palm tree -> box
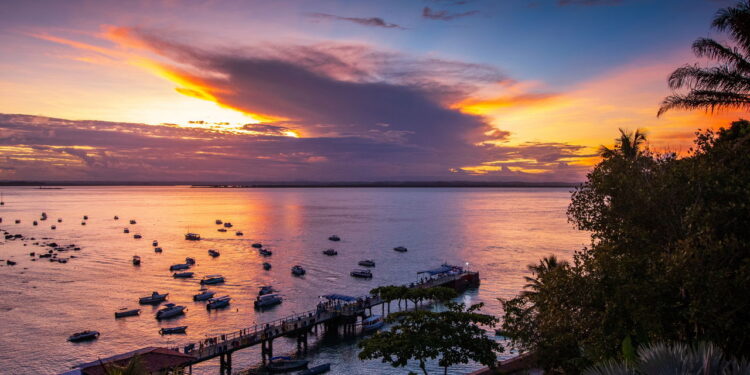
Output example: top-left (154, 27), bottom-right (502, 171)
top-left (102, 355), bottom-right (148, 375)
top-left (659, 0), bottom-right (750, 116)
top-left (598, 129), bottom-right (647, 160)
top-left (521, 255), bottom-right (566, 298)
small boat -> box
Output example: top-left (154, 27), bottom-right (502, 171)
top-left (358, 259), bottom-right (375, 267)
top-left (350, 269), bottom-right (373, 278)
top-left (154, 247), bottom-right (163, 253)
top-left (81, 221), bottom-right (86, 225)
top-left (173, 271), bottom-right (194, 278)
top-left (258, 285), bottom-right (274, 296)
top-left (223, 222), bottom-right (233, 228)
top-left (123, 228), bottom-right (130, 233)
top-left (160, 326), bottom-right (187, 335)
top-left (268, 357), bottom-right (309, 373)
top-left (139, 292), bottom-right (168, 304)
top-left (185, 233), bottom-right (201, 241)
top-left (169, 263), bottom-right (190, 271)
top-left (67, 330), bottom-right (100, 342)
top-left (252, 243), bottom-right (263, 248)
top-left (218, 228), bottom-right (227, 232)
top-left (156, 303), bottom-right (186, 320)
top-left (51, 225), bottom-right (56, 230)
top-left (193, 290), bottom-right (215, 301)
top-left (328, 235), bottom-right (340, 241)
top-left (57, 218), bottom-right (62, 223)
top-left (215, 219), bottom-right (222, 225)
top-left (362, 315), bottom-right (385, 332)
top-left (129, 220), bottom-right (136, 224)
top-left (83, 215), bottom-right (88, 220)
top-left (255, 293), bottom-right (282, 308)
top-left (291, 265), bottom-right (306, 276)
top-left (114, 216), bottom-right (119, 220)
top-left (236, 231), bottom-right (244, 236)
top-left (263, 262), bottom-right (272, 270)
top-left (208, 249), bottom-right (220, 257)
top-left (14, 219), bottom-right (20, 224)
top-left (200, 275), bottom-right (225, 285)
top-left (132, 255), bottom-right (141, 266)
top-left (393, 246), bottom-right (408, 253)
top-left (322, 248), bottom-right (337, 256)
top-left (33, 221), bottom-right (38, 226)
top-left (259, 249), bottom-right (273, 256)
top-left (207, 295), bottom-right (231, 310)
top-left (114, 308), bottom-right (141, 318)
top-left (152, 240), bottom-right (158, 246)
top-left (185, 257), bottom-right (195, 265)
top-left (298, 363), bottom-right (332, 375)
top-left (133, 234), bottom-right (142, 239)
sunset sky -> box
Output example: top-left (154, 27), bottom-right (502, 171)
top-left (0, 0), bottom-right (744, 182)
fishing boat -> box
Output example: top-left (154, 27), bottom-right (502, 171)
top-left (350, 269), bottom-right (373, 278)
top-left (184, 232), bottom-right (201, 241)
top-left (218, 228), bottom-right (227, 232)
top-left (393, 246), bottom-right (408, 253)
top-left (124, 228), bottom-right (130, 233)
top-left (267, 357), bottom-right (309, 373)
top-left (262, 262), bottom-right (272, 270)
top-left (152, 240), bottom-right (158, 246)
top-left (362, 315), bottom-right (384, 332)
top-left (328, 235), bottom-right (340, 241)
top-left (322, 248), bottom-right (337, 256)
top-left (252, 243), bottom-right (263, 248)
top-left (154, 247), bottom-right (163, 253)
top-left (133, 234), bottom-right (142, 239)
top-left (114, 308), bottom-right (141, 318)
top-left (291, 265), bottom-right (306, 276)
top-left (193, 290), bottom-right (215, 301)
top-left (258, 285), bottom-right (274, 296)
top-left (173, 271), bottom-right (194, 278)
top-left (207, 295), bottom-right (231, 310)
top-left (67, 330), bottom-right (100, 342)
top-left (215, 219), bottom-right (222, 225)
top-left (132, 255), bottom-right (141, 266)
top-left (298, 363), bottom-right (331, 375)
top-left (200, 275), bottom-right (225, 285)
top-left (139, 292), bottom-right (168, 304)
top-left (358, 259), bottom-right (375, 267)
top-left (259, 248), bottom-right (273, 256)
top-left (159, 326), bottom-right (187, 335)
top-left (223, 222), bottom-right (233, 228)
top-left (156, 303), bottom-right (186, 320)
top-left (185, 257), bottom-right (195, 265)
top-left (208, 249), bottom-right (220, 257)
top-left (235, 231), bottom-right (244, 236)
top-left (254, 293), bottom-right (282, 308)
top-left (169, 263), bottom-right (190, 271)
top-left (129, 220), bottom-right (136, 224)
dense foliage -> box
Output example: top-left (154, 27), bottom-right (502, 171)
top-left (500, 122), bottom-right (750, 373)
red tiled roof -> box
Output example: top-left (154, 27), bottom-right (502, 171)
top-left (78, 347), bottom-right (195, 375)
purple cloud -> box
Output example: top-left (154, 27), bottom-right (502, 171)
top-left (307, 13), bottom-right (404, 29)
top-left (422, 7), bottom-right (479, 21)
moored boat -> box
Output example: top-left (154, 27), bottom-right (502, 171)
top-left (322, 248), bottom-right (337, 256)
top-left (155, 303), bottom-right (186, 320)
top-left (218, 228), bottom-right (227, 232)
top-left (207, 295), bottom-right (231, 310)
top-left (193, 290), bottom-right (215, 301)
top-left (252, 243), bottom-right (263, 248)
top-left (236, 231), bottom-right (244, 236)
top-left (185, 257), bottom-right (195, 265)
top-left (393, 246), bottom-right (408, 252)
top-left (129, 219), bottom-right (136, 224)
top-left (154, 247), bottom-right (163, 253)
top-left (328, 235), bottom-right (340, 241)
top-left (259, 248), bottom-right (273, 256)
top-left (200, 274), bottom-right (225, 285)
top-left (223, 222), bottom-right (233, 228)
top-left (132, 255), bottom-right (141, 266)
top-left (298, 363), bottom-right (332, 375)
top-left (139, 291), bottom-right (168, 304)
top-left (358, 259), bottom-right (375, 267)
top-left (215, 219), bottom-right (222, 225)
top-left (259, 285), bottom-right (274, 296)
top-left (114, 216), bottom-right (119, 220)
top-left (263, 262), bottom-right (272, 270)
top-left (67, 330), bottom-right (100, 342)
top-left (114, 308), bottom-right (141, 318)
top-left (133, 234), bottom-right (142, 239)
top-left (362, 315), bottom-right (384, 332)
top-left (267, 357), bottom-right (309, 373)
top-left (173, 271), bottom-right (194, 278)
top-left (169, 263), bottom-right (190, 271)
top-left (350, 269), bottom-right (373, 278)
top-left (160, 326), bottom-right (187, 335)
top-left (254, 293), bottom-right (282, 308)
top-left (184, 232), bottom-right (201, 241)
top-left (291, 265), bottom-right (306, 276)
top-left (123, 228), bottom-right (130, 233)
top-left (208, 249), bottom-right (220, 257)
top-left (152, 240), bottom-right (158, 246)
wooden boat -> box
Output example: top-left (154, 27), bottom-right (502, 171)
top-left (114, 308), bottom-right (140, 318)
top-left (193, 290), bottom-right (215, 301)
top-left (252, 243), bottom-right (263, 248)
top-left (322, 248), bottom-right (337, 256)
top-left (254, 293), bottom-right (282, 308)
top-left (358, 259), bottom-right (375, 267)
top-left (68, 330), bottom-right (99, 342)
top-left (156, 303), bottom-right (186, 320)
top-left (362, 315), bottom-right (384, 332)
top-left (160, 326), bottom-right (187, 335)
top-left (139, 292), bottom-right (168, 304)
top-left (298, 363), bottom-right (331, 375)
top-left (208, 249), bottom-right (220, 257)
top-left (350, 269), bottom-right (373, 278)
top-left (200, 275), bottom-right (225, 285)
top-left (267, 357), bottom-right (308, 373)
top-left (173, 271), bottom-right (194, 278)
top-left (393, 246), bottom-right (408, 253)
top-left (184, 232), bottom-right (201, 241)
top-left (207, 295), bottom-right (231, 310)
top-left (132, 255), bottom-right (141, 266)
top-left (328, 235), bottom-right (340, 241)
top-left (263, 262), bottom-right (272, 270)
top-left (291, 265), bottom-right (306, 276)
top-left (169, 263), bottom-right (190, 271)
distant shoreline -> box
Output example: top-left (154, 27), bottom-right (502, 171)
top-left (0, 181), bottom-right (578, 188)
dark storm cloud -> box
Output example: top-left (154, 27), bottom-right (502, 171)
top-left (422, 7), bottom-right (479, 21)
top-left (307, 12), bottom-right (404, 29)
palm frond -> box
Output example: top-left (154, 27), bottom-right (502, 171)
top-left (658, 90), bottom-right (750, 116)
top-left (692, 38), bottom-right (750, 72)
top-left (667, 64), bottom-right (750, 92)
top-left (712, 1), bottom-right (750, 53)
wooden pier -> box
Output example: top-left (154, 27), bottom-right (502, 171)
top-left (170, 267), bottom-right (479, 374)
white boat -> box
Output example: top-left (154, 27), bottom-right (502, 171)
top-left (114, 308), bottom-right (140, 318)
top-left (208, 249), bottom-right (220, 257)
top-left (322, 248), bottom-right (338, 256)
top-left (169, 263), bottom-right (190, 271)
top-left (393, 246), bottom-right (408, 253)
top-left (358, 259), bottom-right (375, 267)
top-left (184, 232), bottom-right (201, 241)
top-left (68, 330), bottom-right (99, 342)
top-left (362, 315), bottom-right (384, 332)
top-left (254, 293), bottom-right (282, 308)
top-left (200, 275), bottom-right (225, 285)
top-left (350, 269), bottom-right (373, 278)
top-left (193, 290), bottom-right (215, 301)
top-left (207, 295), bottom-right (231, 310)
top-left (173, 271), bottom-right (194, 278)
top-left (139, 292), bottom-right (168, 304)
top-left (156, 303), bottom-right (186, 320)
top-left (291, 265), bottom-right (306, 276)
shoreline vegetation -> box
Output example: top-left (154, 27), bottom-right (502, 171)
top-left (0, 181), bottom-right (578, 188)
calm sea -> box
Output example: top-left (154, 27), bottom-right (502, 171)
top-left (0, 186), bottom-right (588, 375)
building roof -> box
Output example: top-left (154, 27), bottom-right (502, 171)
top-left (72, 347), bottom-right (195, 375)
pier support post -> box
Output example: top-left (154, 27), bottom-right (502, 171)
top-left (219, 354), bottom-right (225, 375)
top-left (226, 352), bottom-right (232, 374)
top-left (261, 340), bottom-right (267, 365)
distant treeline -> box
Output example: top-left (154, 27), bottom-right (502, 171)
top-left (0, 181), bottom-right (577, 188)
